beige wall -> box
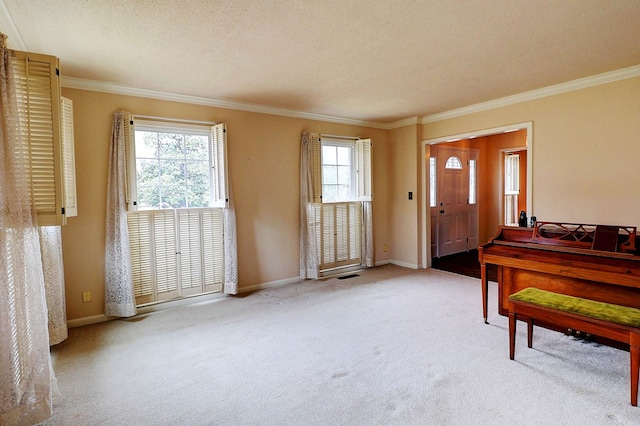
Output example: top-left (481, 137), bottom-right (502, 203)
top-left (423, 77), bottom-right (640, 230)
top-left (388, 124), bottom-right (420, 267)
top-left (60, 88), bottom-right (390, 320)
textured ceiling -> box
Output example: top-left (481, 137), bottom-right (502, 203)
top-left (2, 0), bottom-right (640, 124)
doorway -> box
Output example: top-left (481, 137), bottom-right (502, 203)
top-left (421, 122), bottom-right (533, 268)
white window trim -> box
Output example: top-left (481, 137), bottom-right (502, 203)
top-left (125, 120), bottom-right (229, 211)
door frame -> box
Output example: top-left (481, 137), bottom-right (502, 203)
top-left (420, 121), bottom-right (533, 268)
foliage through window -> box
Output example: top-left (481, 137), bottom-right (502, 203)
top-left (134, 128), bottom-right (213, 209)
top-left (321, 143), bottom-right (354, 202)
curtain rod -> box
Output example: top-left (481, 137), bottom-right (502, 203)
top-left (133, 114), bottom-right (218, 126)
top-left (320, 133), bottom-right (360, 141)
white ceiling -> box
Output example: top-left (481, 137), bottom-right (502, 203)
top-left (2, 0), bottom-right (639, 125)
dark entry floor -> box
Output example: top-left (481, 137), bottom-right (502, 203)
top-left (431, 249), bottom-right (498, 282)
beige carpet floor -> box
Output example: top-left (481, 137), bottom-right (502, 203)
top-left (41, 265), bottom-right (636, 425)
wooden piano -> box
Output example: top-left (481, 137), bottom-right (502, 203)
top-left (479, 221), bottom-right (640, 333)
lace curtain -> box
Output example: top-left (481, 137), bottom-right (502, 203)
top-left (0, 34), bottom-right (54, 425)
top-left (299, 132), bottom-right (319, 279)
top-left (362, 201), bottom-right (373, 267)
top-left (39, 226), bottom-right (68, 345)
top-left (104, 111), bottom-right (136, 317)
top-left (223, 175), bottom-right (238, 294)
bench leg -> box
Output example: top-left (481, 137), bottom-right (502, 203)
top-left (527, 318), bottom-right (533, 348)
top-left (631, 333), bottom-right (640, 407)
top-left (509, 312), bottom-right (516, 360)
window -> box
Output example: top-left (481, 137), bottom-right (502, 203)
top-left (126, 120), bottom-right (228, 305)
top-left (469, 159), bottom-right (477, 205)
top-left (445, 156), bottom-right (462, 169)
top-left (504, 154), bottom-right (520, 226)
top-left (429, 157), bottom-right (436, 207)
top-left (314, 136), bottom-right (372, 203)
top-left (321, 143), bottom-right (354, 202)
top-left (309, 134), bottom-right (372, 272)
top-left (134, 128), bottom-right (213, 209)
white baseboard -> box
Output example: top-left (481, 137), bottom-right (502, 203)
top-left (67, 314), bottom-right (110, 328)
top-left (239, 276), bottom-right (302, 294)
top-left (387, 260), bottom-right (420, 269)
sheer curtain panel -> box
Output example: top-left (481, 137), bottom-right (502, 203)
top-left (223, 183), bottom-right (238, 294)
top-left (39, 226), bottom-right (68, 345)
top-left (362, 201), bottom-right (373, 267)
top-left (0, 33), bottom-right (54, 425)
top-left (299, 132), bottom-right (319, 279)
top-left (105, 111), bottom-right (137, 317)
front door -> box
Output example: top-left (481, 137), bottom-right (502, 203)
top-left (438, 148), bottom-right (468, 256)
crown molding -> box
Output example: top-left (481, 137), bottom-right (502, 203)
top-left (0, 1), bottom-right (26, 50)
top-left (422, 64), bottom-right (640, 123)
top-left (61, 76), bottom-right (392, 130)
top-left (387, 116), bottom-right (419, 129)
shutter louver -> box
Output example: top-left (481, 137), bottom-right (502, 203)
top-left (311, 133), bottom-right (322, 203)
top-left (178, 209), bottom-right (203, 295)
top-left (12, 51), bottom-right (63, 225)
top-left (211, 123), bottom-right (229, 208)
top-left (61, 96), bottom-right (77, 217)
top-left (335, 203), bottom-right (348, 262)
top-left (127, 211), bottom-right (154, 305)
top-left (322, 204), bottom-right (335, 267)
top-left (356, 138), bottom-right (372, 201)
top-left (153, 210), bottom-right (179, 298)
top-left (349, 202), bottom-right (361, 261)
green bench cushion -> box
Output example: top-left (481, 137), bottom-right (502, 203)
top-left (509, 287), bottom-right (640, 328)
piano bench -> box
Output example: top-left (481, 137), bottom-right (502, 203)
top-left (508, 287), bottom-right (640, 406)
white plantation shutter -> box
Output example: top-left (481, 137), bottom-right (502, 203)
top-left (335, 203), bottom-right (348, 262)
top-left (356, 138), bottom-right (372, 201)
top-left (127, 208), bottom-right (223, 304)
top-left (127, 211), bottom-right (154, 305)
top-left (12, 50), bottom-right (64, 225)
top-left (321, 204), bottom-right (335, 267)
top-left (60, 96), bottom-right (77, 217)
top-left (211, 123), bottom-right (229, 208)
top-left (349, 202), bottom-right (361, 261)
top-left (152, 210), bottom-right (179, 299)
top-left (311, 133), bottom-right (322, 203)
top-left (178, 209), bottom-right (203, 296)
top-left (316, 202), bottom-right (361, 271)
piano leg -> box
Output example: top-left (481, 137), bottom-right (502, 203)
top-left (481, 263), bottom-right (489, 324)
top-left (631, 332), bottom-right (640, 407)
top-left (509, 312), bottom-right (516, 360)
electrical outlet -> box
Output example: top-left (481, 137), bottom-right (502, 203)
top-left (82, 290), bottom-right (92, 303)
top-left (383, 244), bottom-right (388, 252)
